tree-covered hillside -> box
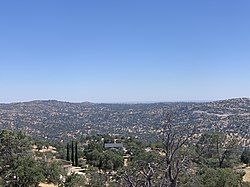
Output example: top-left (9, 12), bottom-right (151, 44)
top-left (0, 98), bottom-right (249, 142)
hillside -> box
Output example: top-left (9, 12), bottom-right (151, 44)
top-left (0, 98), bottom-right (249, 142)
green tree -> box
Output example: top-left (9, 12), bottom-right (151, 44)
top-left (41, 161), bottom-right (65, 185)
top-left (75, 142), bottom-right (78, 167)
top-left (102, 150), bottom-right (123, 170)
top-left (195, 133), bottom-right (240, 168)
top-left (71, 141), bottom-right (75, 166)
top-left (241, 148), bottom-right (250, 165)
top-left (7, 156), bottom-right (44, 187)
top-left (62, 173), bottom-right (85, 187)
top-left (67, 143), bottom-right (70, 161)
top-left (197, 168), bottom-right (245, 187)
top-left (123, 137), bottom-right (144, 156)
top-left (0, 130), bottom-right (31, 166)
top-left (0, 177), bottom-right (3, 186)
top-left (0, 130), bottom-right (42, 186)
top-left (87, 172), bottom-right (106, 187)
top-left (83, 137), bottom-right (123, 171)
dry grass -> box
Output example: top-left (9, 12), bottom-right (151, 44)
top-left (243, 167), bottom-right (250, 182)
top-left (39, 183), bottom-right (57, 187)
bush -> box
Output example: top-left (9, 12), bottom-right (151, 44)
top-left (241, 148), bottom-right (250, 165)
top-left (62, 173), bottom-right (86, 187)
top-left (198, 168), bottom-right (244, 187)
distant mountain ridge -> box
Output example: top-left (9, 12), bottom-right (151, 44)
top-left (0, 98), bottom-right (249, 141)
top-left (2, 97), bottom-right (249, 105)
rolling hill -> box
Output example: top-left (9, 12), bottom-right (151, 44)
top-left (0, 98), bottom-right (249, 142)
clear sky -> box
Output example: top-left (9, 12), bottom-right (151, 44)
top-left (0, 1), bottom-right (249, 103)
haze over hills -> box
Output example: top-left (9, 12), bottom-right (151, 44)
top-left (0, 98), bottom-right (249, 142)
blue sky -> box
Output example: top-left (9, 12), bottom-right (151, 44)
top-left (0, 0), bottom-right (250, 103)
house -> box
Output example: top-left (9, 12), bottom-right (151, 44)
top-left (104, 143), bottom-right (123, 149)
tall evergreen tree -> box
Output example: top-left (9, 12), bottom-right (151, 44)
top-left (71, 141), bottom-right (75, 166)
top-left (75, 141), bottom-right (78, 167)
top-left (66, 143), bottom-right (70, 161)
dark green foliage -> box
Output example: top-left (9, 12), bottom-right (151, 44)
top-left (0, 130), bottom-right (31, 164)
top-left (132, 151), bottom-right (159, 164)
top-left (103, 134), bottom-right (114, 143)
top-left (67, 143), bottom-right (70, 161)
top-left (179, 168), bottom-right (245, 187)
top-left (197, 168), bottom-right (244, 187)
top-left (63, 173), bottom-right (85, 187)
top-left (0, 130), bottom-right (66, 186)
top-left (8, 156), bottom-right (44, 187)
top-left (150, 140), bottom-right (164, 149)
top-left (71, 141), bottom-right (75, 166)
top-left (0, 130), bottom-right (38, 186)
top-left (75, 141), bottom-right (78, 167)
top-left (195, 133), bottom-right (240, 168)
top-left (123, 137), bottom-right (144, 156)
top-left (241, 148), bottom-right (250, 165)
top-left (83, 139), bottom-right (123, 171)
top-left (41, 161), bottom-right (65, 184)
top-left (102, 150), bottom-right (124, 170)
top-left (54, 144), bottom-right (66, 160)
top-left (85, 148), bottom-right (123, 171)
top-left (87, 172), bottom-right (106, 187)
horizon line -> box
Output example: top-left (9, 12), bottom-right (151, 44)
top-left (0, 97), bottom-right (249, 105)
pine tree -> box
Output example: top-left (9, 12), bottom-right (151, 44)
top-left (66, 143), bottom-right (70, 161)
top-left (71, 141), bottom-right (75, 166)
top-left (75, 141), bottom-right (78, 167)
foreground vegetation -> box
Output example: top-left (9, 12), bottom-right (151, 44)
top-left (0, 114), bottom-right (249, 186)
